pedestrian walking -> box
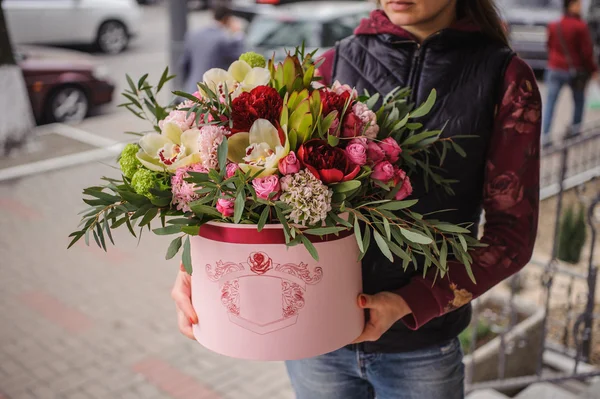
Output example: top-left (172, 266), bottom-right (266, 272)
top-left (542, 0), bottom-right (597, 145)
top-left (178, 4), bottom-right (245, 94)
top-left (172, 1), bottom-right (541, 398)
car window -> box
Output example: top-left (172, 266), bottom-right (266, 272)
top-left (322, 14), bottom-right (366, 47)
top-left (246, 17), bottom-right (318, 48)
top-left (498, 0), bottom-right (561, 7)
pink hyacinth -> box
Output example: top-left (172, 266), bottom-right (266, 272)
top-left (171, 164), bottom-right (209, 212)
top-left (198, 125), bottom-right (227, 170)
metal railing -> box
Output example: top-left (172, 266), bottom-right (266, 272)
top-left (465, 125), bottom-right (600, 393)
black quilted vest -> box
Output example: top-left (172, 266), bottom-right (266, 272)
top-left (334, 31), bottom-right (514, 353)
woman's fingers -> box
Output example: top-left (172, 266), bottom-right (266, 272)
top-left (171, 270), bottom-right (199, 325)
top-left (177, 308), bottom-right (196, 340)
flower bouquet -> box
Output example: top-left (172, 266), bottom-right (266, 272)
top-left (69, 48), bottom-right (481, 360)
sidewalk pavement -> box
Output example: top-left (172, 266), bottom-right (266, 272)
top-left (0, 117), bottom-right (295, 399)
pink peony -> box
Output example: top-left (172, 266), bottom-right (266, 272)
top-left (392, 169), bottom-right (413, 200)
top-left (345, 142), bottom-right (368, 166)
top-left (226, 163), bottom-right (240, 178)
top-left (371, 161), bottom-right (395, 182)
top-left (216, 198), bottom-right (235, 217)
top-left (198, 125), bottom-right (227, 170)
top-left (367, 141), bottom-right (385, 164)
top-left (171, 164), bottom-right (209, 212)
top-left (252, 175), bottom-right (281, 200)
top-left (278, 151), bottom-right (301, 175)
top-left (379, 137), bottom-right (402, 163)
top-left (352, 102), bottom-right (379, 139)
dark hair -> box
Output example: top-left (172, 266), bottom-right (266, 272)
top-left (563, 0), bottom-right (578, 12)
top-left (457, 0), bottom-right (509, 46)
top-left (213, 4), bottom-right (233, 22)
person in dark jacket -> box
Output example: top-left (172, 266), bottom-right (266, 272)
top-left (171, 0), bottom-right (540, 398)
top-left (542, 0), bottom-right (597, 145)
top-left (178, 4), bottom-right (245, 94)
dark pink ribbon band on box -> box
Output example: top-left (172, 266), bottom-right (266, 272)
top-left (198, 223), bottom-right (353, 244)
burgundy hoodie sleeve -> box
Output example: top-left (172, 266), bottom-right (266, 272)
top-left (394, 56), bottom-right (541, 330)
top-left (317, 49), bottom-right (336, 86)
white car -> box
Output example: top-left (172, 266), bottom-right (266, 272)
top-left (3, 0), bottom-right (142, 54)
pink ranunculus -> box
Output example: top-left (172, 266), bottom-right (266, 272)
top-left (392, 169), bottom-right (413, 200)
top-left (367, 141), bottom-right (385, 164)
top-left (371, 161), bottom-right (395, 182)
top-left (278, 151), bottom-right (301, 175)
top-left (379, 137), bottom-right (402, 163)
top-left (352, 102), bottom-right (379, 139)
top-left (345, 142), bottom-right (368, 166)
top-left (349, 137), bottom-right (368, 149)
top-left (216, 198), bottom-right (235, 217)
top-left (226, 163), bottom-right (240, 178)
top-left (252, 175), bottom-right (281, 200)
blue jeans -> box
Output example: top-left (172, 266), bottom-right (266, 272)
top-left (285, 338), bottom-right (465, 399)
top-left (542, 68), bottom-right (586, 141)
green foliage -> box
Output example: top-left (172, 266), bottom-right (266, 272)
top-left (557, 204), bottom-right (587, 264)
top-left (118, 67), bottom-right (176, 131)
top-left (459, 320), bottom-right (493, 354)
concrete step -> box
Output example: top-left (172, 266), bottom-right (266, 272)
top-left (515, 382), bottom-right (578, 399)
top-left (578, 380), bottom-right (600, 399)
top-left (466, 389), bottom-right (510, 399)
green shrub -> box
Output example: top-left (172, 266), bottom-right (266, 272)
top-left (557, 205), bottom-right (587, 264)
top-left (459, 320), bottom-right (493, 353)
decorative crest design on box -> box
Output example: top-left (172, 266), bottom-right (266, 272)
top-left (205, 251), bottom-right (323, 335)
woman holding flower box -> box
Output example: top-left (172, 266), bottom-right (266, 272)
top-left (167, 0), bottom-right (542, 398)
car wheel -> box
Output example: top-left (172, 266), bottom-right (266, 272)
top-left (46, 86), bottom-right (89, 124)
top-left (97, 21), bottom-right (129, 54)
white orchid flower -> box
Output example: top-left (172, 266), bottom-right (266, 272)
top-left (136, 122), bottom-right (201, 173)
top-left (201, 60), bottom-right (271, 99)
top-left (228, 119), bottom-right (289, 177)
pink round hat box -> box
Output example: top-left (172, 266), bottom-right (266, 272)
top-left (190, 222), bottom-right (364, 361)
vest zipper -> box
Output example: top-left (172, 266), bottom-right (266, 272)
top-left (408, 44), bottom-right (421, 103)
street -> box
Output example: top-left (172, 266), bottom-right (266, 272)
top-left (1, 3), bottom-right (600, 399)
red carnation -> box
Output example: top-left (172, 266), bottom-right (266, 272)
top-left (319, 88), bottom-right (351, 118)
top-left (298, 139), bottom-right (360, 184)
top-left (231, 86), bottom-right (283, 133)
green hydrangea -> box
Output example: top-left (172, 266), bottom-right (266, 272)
top-left (131, 169), bottom-right (169, 199)
top-left (119, 143), bottom-right (142, 179)
top-left (239, 52), bottom-right (267, 68)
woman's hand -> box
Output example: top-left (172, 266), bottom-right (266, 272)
top-left (171, 263), bottom-right (198, 340)
top-left (352, 292), bottom-right (412, 343)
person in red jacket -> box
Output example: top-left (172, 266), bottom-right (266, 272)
top-left (542, 0), bottom-right (598, 145)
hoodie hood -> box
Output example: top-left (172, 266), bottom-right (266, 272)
top-left (354, 10), bottom-right (480, 40)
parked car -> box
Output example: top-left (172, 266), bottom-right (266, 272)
top-left (244, 1), bottom-right (375, 61)
top-left (16, 46), bottom-right (115, 124)
top-left (3, 0), bottom-right (142, 54)
top-left (497, 0), bottom-right (600, 71)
